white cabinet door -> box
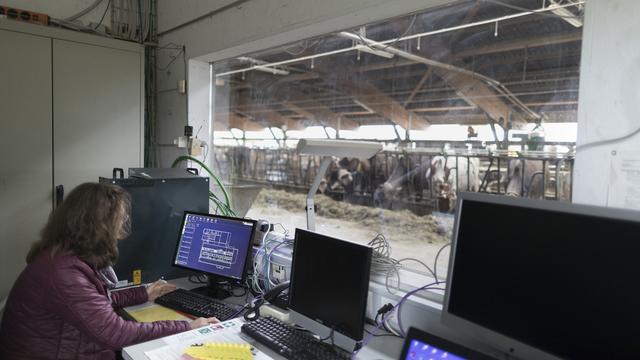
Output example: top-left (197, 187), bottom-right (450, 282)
top-left (52, 39), bottom-right (143, 193)
top-left (0, 30), bottom-right (52, 300)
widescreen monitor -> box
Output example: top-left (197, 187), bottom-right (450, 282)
top-left (288, 229), bottom-right (373, 352)
top-left (173, 211), bottom-right (256, 298)
top-left (443, 192), bottom-right (640, 359)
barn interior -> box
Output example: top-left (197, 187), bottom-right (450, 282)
top-left (1, 0), bottom-right (639, 359)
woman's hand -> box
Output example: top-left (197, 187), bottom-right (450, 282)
top-left (146, 280), bottom-right (176, 302)
top-left (190, 317), bottom-right (220, 329)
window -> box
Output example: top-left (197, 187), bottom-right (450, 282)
top-left (209, 0), bottom-right (583, 291)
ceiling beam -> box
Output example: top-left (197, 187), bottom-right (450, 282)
top-left (454, 31), bottom-right (582, 59)
top-left (281, 92), bottom-right (360, 130)
top-left (403, 67), bottom-right (434, 106)
top-left (353, 109), bottom-right (576, 126)
top-left (213, 112), bottom-right (265, 131)
top-left (334, 75), bottom-right (430, 129)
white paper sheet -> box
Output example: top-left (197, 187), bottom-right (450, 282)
top-left (607, 152), bottom-right (640, 209)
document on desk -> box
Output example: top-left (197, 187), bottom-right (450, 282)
top-left (144, 318), bottom-right (273, 360)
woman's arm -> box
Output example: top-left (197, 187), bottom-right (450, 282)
top-left (51, 264), bottom-right (191, 350)
top-left (110, 280), bottom-right (177, 308)
top-left (109, 286), bottom-right (148, 308)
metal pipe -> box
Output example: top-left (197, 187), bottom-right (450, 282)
top-left (345, 30), bottom-right (541, 121)
top-left (215, 1), bottom-right (583, 81)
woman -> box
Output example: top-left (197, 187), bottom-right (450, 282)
top-left (0, 183), bottom-right (218, 359)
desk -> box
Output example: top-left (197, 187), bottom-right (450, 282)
top-left (123, 319), bottom-right (399, 360)
top-left (121, 278), bottom-right (403, 359)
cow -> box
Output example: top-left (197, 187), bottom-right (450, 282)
top-left (317, 158), bottom-right (354, 194)
top-left (504, 159), bottom-right (544, 199)
top-left (426, 156), bottom-right (480, 211)
top-left (373, 155), bottom-right (430, 209)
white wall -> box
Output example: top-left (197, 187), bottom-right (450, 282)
top-left (1, 0), bottom-right (111, 26)
top-left (156, 0), bottom-right (238, 34)
top-left (573, 0), bottom-right (640, 207)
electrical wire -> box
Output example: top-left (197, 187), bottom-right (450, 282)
top-left (64, 0), bottom-right (105, 21)
top-left (575, 127), bottom-right (640, 152)
top-left (484, 0), bottom-right (583, 20)
top-left (94, 0), bottom-right (112, 29)
top-left (396, 285), bottom-right (446, 338)
top-left (353, 281), bottom-right (444, 356)
top-left (355, 14), bottom-right (418, 53)
top-left (158, 47), bottom-right (185, 71)
top-left (171, 155), bottom-right (234, 216)
top-left (283, 38), bottom-right (324, 56)
top-left (397, 258), bottom-right (436, 279)
top-left (367, 234), bottom-right (438, 295)
top-left (433, 242), bottom-right (451, 283)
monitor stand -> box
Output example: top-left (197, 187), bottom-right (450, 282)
top-left (190, 276), bottom-right (232, 300)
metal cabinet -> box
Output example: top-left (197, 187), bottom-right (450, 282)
top-left (0, 29), bottom-right (53, 301)
top-left (53, 39), bottom-right (143, 194)
top-left (0, 20), bottom-right (144, 300)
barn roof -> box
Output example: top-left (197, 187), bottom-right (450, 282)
top-left (212, 0), bottom-right (584, 134)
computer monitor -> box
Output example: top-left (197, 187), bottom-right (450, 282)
top-left (173, 211), bottom-right (257, 299)
top-left (399, 327), bottom-right (497, 360)
top-left (288, 229), bottom-right (373, 352)
top-left (443, 192), bottom-right (640, 359)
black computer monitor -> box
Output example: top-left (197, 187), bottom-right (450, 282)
top-left (443, 192), bottom-right (640, 359)
top-left (173, 211), bottom-right (257, 299)
top-left (288, 229), bottom-right (372, 352)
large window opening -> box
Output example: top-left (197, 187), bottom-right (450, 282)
top-left (209, 0), bottom-right (584, 288)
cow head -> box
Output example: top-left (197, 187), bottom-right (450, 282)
top-left (427, 156), bottom-right (450, 193)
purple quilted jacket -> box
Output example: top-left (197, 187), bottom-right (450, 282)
top-left (0, 250), bottom-right (190, 359)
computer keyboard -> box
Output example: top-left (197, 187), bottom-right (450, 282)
top-left (241, 316), bottom-right (352, 360)
top-left (154, 288), bottom-right (239, 320)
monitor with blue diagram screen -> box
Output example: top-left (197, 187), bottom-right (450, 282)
top-left (173, 212), bottom-right (256, 281)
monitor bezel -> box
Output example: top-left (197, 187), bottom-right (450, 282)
top-left (288, 228), bottom-right (372, 348)
top-left (442, 192), bottom-right (640, 360)
top-left (171, 211), bottom-right (257, 282)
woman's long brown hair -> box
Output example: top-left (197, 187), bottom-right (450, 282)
top-left (26, 183), bottom-right (131, 269)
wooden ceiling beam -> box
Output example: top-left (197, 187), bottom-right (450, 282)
top-left (213, 112), bottom-right (265, 131)
top-left (454, 31), bottom-right (582, 59)
top-left (281, 92), bottom-right (360, 130)
top-left (334, 76), bottom-right (430, 130)
top-left (403, 67), bottom-right (434, 106)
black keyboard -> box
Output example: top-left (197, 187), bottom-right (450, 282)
top-left (154, 288), bottom-right (239, 320)
top-left (241, 316), bottom-right (351, 360)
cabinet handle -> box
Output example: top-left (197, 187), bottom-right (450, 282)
top-left (186, 168), bottom-right (199, 175)
top-left (112, 168), bottom-right (125, 179)
top-left (55, 185), bottom-right (64, 207)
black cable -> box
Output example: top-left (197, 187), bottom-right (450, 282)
top-left (575, 127), bottom-right (640, 152)
top-left (319, 327), bottom-right (335, 343)
top-left (187, 274), bottom-right (207, 284)
top-left (94, 0), bottom-right (111, 30)
top-left (183, 45), bottom-right (188, 130)
top-left (158, 48), bottom-right (184, 71)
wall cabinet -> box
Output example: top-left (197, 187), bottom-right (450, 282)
top-left (0, 20), bottom-right (143, 299)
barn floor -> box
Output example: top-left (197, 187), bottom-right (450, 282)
top-left (246, 188), bottom-right (453, 279)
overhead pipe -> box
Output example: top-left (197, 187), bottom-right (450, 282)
top-left (338, 31), bottom-right (540, 122)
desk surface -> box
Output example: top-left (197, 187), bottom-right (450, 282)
top-left (121, 278), bottom-right (403, 360)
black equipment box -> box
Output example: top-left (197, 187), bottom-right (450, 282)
top-left (100, 168), bottom-right (209, 287)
